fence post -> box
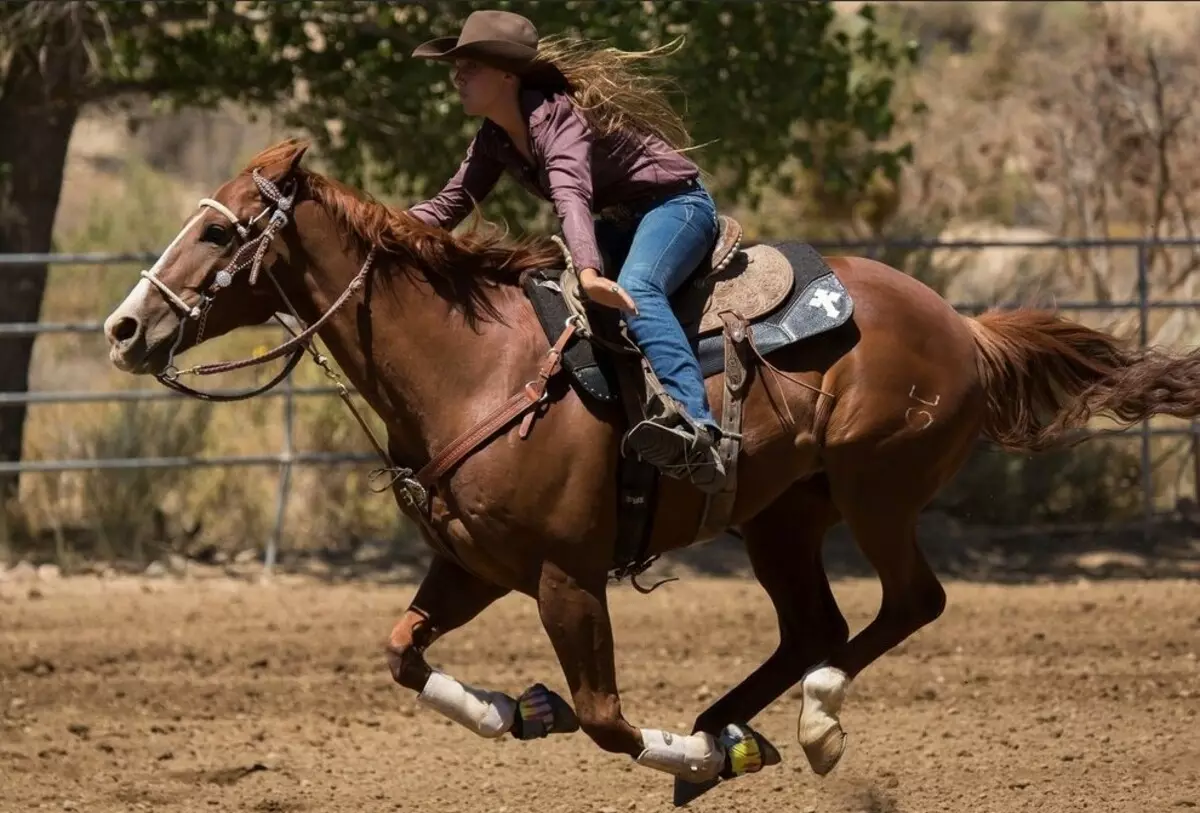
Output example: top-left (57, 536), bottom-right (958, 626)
top-left (264, 359), bottom-right (296, 579)
top-left (0, 506), bottom-right (10, 562)
top-left (1191, 420), bottom-right (1200, 518)
top-left (1136, 243), bottom-right (1153, 539)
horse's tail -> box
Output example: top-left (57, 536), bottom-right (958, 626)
top-left (964, 308), bottom-right (1200, 452)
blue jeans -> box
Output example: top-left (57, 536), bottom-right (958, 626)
top-left (594, 181), bottom-right (720, 431)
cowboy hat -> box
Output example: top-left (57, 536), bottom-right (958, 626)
top-left (412, 10), bottom-right (540, 74)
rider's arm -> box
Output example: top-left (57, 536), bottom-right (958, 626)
top-left (536, 100), bottom-right (604, 275)
top-left (408, 130), bottom-right (504, 231)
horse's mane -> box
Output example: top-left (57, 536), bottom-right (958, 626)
top-left (241, 139), bottom-right (564, 324)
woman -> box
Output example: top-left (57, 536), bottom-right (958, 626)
top-left (407, 9), bottom-right (726, 494)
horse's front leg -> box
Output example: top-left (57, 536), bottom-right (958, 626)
top-left (387, 553), bottom-right (579, 741)
top-left (535, 559), bottom-right (781, 784)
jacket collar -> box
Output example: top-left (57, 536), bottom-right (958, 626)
top-left (479, 88), bottom-right (559, 154)
top-left (520, 87), bottom-right (555, 128)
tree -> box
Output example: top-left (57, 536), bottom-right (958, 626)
top-left (0, 0), bottom-right (916, 506)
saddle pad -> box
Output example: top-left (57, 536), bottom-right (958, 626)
top-left (695, 242), bottom-right (854, 378)
top-left (688, 243), bottom-right (795, 337)
top-left (522, 242), bottom-right (853, 400)
top-left (521, 272), bottom-right (620, 403)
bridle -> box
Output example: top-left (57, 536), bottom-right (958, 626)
top-left (142, 167), bottom-right (375, 404)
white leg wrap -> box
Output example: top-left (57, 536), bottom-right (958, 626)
top-left (635, 729), bottom-right (725, 781)
top-left (417, 670), bottom-right (516, 739)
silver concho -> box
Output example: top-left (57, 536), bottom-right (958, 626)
top-left (214, 269), bottom-right (233, 289)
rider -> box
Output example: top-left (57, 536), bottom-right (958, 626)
top-left (407, 9), bottom-right (726, 494)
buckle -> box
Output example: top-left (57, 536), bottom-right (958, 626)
top-left (399, 478), bottom-right (429, 510)
top-left (524, 379), bottom-right (550, 403)
top-left (367, 467), bottom-right (428, 510)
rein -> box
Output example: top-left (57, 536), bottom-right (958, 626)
top-left (139, 168), bottom-right (576, 567)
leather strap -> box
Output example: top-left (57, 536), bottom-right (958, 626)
top-left (610, 343), bottom-right (662, 584)
top-left (701, 310), bottom-right (751, 537)
top-left (156, 344), bottom-right (305, 402)
top-left (414, 322), bottom-right (576, 490)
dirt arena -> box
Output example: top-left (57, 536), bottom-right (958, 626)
top-left (2, 561), bottom-right (1197, 813)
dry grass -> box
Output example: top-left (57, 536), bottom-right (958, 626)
top-left (16, 115), bottom-right (404, 568)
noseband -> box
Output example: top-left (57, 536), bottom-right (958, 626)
top-left (142, 167), bottom-right (375, 403)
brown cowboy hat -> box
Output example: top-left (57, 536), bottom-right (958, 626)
top-left (412, 9), bottom-right (540, 75)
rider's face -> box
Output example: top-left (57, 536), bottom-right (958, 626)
top-left (451, 58), bottom-right (514, 117)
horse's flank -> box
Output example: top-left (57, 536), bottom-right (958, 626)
top-left (244, 138), bottom-right (563, 325)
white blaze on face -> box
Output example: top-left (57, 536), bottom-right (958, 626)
top-left (106, 210), bottom-right (207, 336)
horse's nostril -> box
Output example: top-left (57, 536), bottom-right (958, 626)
top-left (112, 316), bottom-right (139, 344)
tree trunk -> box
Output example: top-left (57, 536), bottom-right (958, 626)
top-left (0, 23), bottom-right (86, 510)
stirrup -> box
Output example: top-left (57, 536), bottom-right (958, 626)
top-left (621, 417), bottom-right (726, 494)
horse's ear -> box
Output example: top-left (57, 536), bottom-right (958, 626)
top-left (260, 140), bottom-right (310, 185)
top-left (286, 143), bottom-right (309, 176)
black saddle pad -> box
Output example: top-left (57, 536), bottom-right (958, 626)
top-left (522, 242), bottom-right (853, 403)
top-left (521, 273), bottom-right (621, 403)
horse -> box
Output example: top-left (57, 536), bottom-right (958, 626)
top-left (101, 138), bottom-right (1200, 804)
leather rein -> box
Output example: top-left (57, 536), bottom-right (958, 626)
top-left (140, 169), bottom-right (576, 562)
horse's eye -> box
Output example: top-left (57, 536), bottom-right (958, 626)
top-left (201, 223), bottom-right (231, 246)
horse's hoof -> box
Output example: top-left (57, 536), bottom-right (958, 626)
top-left (719, 722), bottom-right (781, 778)
top-left (801, 721), bottom-right (846, 776)
top-left (512, 683), bottom-right (579, 739)
top-left (797, 664), bottom-right (849, 776)
top-left (670, 723), bottom-right (781, 808)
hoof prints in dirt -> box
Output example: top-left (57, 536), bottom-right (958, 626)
top-left (1, 575), bottom-right (1196, 813)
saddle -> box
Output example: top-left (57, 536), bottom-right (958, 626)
top-left (521, 215), bottom-right (854, 581)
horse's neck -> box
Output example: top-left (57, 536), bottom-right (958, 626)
top-left (290, 217), bottom-right (526, 467)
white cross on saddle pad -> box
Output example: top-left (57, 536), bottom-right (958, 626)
top-left (808, 287), bottom-right (844, 319)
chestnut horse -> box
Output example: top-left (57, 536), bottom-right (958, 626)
top-left (102, 140), bottom-right (1200, 803)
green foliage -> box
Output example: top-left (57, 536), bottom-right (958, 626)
top-left (83, 1), bottom-right (916, 220)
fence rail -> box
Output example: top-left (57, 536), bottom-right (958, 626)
top-left (5, 237), bottom-right (1200, 567)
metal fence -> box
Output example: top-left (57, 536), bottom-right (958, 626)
top-left (4, 236), bottom-right (1200, 565)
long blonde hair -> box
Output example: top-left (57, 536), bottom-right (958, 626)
top-left (526, 34), bottom-right (693, 152)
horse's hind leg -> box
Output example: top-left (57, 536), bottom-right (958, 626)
top-left (796, 459), bottom-right (951, 776)
top-left (691, 478), bottom-right (849, 737)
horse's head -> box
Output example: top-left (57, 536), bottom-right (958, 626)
top-left (103, 143), bottom-right (310, 375)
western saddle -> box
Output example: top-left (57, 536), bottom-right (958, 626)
top-left (521, 216), bottom-right (853, 585)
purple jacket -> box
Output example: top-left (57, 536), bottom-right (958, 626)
top-left (408, 89), bottom-right (700, 273)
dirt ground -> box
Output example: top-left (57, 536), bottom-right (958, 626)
top-left (1, 565), bottom-right (1197, 813)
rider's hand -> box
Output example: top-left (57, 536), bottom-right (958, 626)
top-left (579, 267), bottom-right (638, 315)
